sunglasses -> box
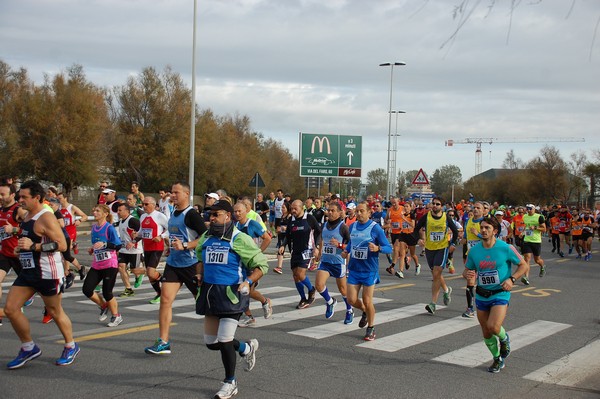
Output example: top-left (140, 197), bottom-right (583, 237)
top-left (432, 202), bottom-right (442, 206)
top-left (210, 212), bottom-right (223, 217)
top-left (143, 203), bottom-right (153, 206)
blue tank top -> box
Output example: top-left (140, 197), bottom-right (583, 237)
top-left (321, 221), bottom-right (345, 265)
top-left (349, 220), bottom-right (376, 261)
top-left (167, 206), bottom-right (199, 267)
top-left (201, 231), bottom-right (244, 285)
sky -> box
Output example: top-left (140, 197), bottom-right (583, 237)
top-left (2, 0), bottom-right (599, 183)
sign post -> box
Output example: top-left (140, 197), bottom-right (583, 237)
top-left (248, 172), bottom-right (265, 206)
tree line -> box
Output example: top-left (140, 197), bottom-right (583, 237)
top-left (0, 61), bottom-right (306, 198)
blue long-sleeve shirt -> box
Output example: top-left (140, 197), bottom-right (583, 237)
top-left (344, 220), bottom-right (392, 272)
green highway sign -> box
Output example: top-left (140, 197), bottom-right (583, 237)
top-left (299, 133), bottom-right (362, 178)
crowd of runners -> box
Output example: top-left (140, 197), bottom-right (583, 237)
top-left (1, 177), bottom-right (599, 398)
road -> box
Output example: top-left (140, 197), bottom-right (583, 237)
top-left (1, 237), bottom-right (599, 399)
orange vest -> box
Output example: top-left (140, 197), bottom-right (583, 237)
top-left (512, 214), bottom-right (525, 236)
top-left (388, 206), bottom-right (404, 234)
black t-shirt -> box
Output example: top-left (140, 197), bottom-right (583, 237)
top-left (255, 201), bottom-right (270, 222)
top-left (172, 207), bottom-right (207, 236)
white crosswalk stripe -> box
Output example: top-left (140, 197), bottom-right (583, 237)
top-left (432, 320), bottom-right (571, 367)
top-left (290, 302), bottom-right (425, 339)
top-left (523, 339), bottom-right (600, 386)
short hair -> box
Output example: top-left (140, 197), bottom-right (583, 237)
top-left (20, 180), bottom-right (45, 203)
top-left (117, 203), bottom-right (130, 212)
top-left (328, 202), bottom-right (342, 212)
top-left (172, 181), bottom-right (190, 192)
top-left (0, 183), bottom-right (17, 195)
top-left (481, 216), bottom-right (500, 232)
top-left (58, 192), bottom-right (69, 200)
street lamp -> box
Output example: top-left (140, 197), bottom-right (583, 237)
top-left (379, 62), bottom-right (406, 200)
top-left (188, 0), bottom-right (198, 202)
top-left (390, 110), bottom-right (406, 197)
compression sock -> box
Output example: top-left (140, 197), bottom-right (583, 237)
top-left (343, 296), bottom-right (352, 310)
top-left (319, 287), bottom-right (332, 302)
top-left (220, 341), bottom-right (237, 381)
top-left (466, 286), bottom-right (475, 309)
top-left (295, 281), bottom-right (307, 299)
top-left (484, 336), bottom-right (500, 358)
top-left (301, 276), bottom-right (314, 291)
top-left (495, 326), bottom-right (507, 341)
top-left (151, 274), bottom-right (162, 295)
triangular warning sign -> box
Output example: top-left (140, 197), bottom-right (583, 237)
top-left (411, 168), bottom-right (429, 185)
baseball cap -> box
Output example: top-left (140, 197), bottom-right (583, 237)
top-left (208, 200), bottom-right (234, 214)
top-left (347, 203), bottom-right (356, 210)
top-left (525, 203), bottom-right (535, 209)
top-left (102, 188), bottom-right (116, 194)
top-left (205, 192), bottom-right (219, 200)
top-left (495, 210), bottom-right (504, 216)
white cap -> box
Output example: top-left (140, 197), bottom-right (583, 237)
top-left (495, 210), bottom-right (504, 216)
top-left (205, 193), bottom-right (219, 200)
top-left (102, 188), bottom-right (116, 194)
top-left (526, 203), bottom-right (535, 209)
top-left (347, 203), bottom-right (356, 210)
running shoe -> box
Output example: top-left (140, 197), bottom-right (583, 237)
top-left (98, 306), bottom-right (109, 321)
top-left (107, 315), bottom-right (123, 327)
top-left (262, 298), bottom-right (273, 319)
top-left (325, 298), bottom-right (337, 319)
top-left (78, 266), bottom-right (86, 280)
top-left (72, 241), bottom-right (79, 255)
top-left (24, 295), bottom-right (35, 307)
top-left (296, 299), bottom-right (309, 309)
top-left (420, 249), bottom-right (425, 257)
top-left (273, 267), bottom-right (283, 274)
top-left (415, 264), bottom-right (421, 276)
top-left (462, 308), bottom-right (475, 318)
top-left (149, 295), bottom-right (161, 304)
top-left (243, 339), bottom-right (259, 371)
top-left (344, 310), bottom-right (354, 325)
top-left (487, 356), bottom-right (505, 373)
top-left (7, 345), bottom-right (42, 369)
top-left (134, 274), bottom-right (144, 288)
top-left (119, 288), bottom-right (135, 297)
top-left (569, 246), bottom-right (573, 254)
top-left (551, 247), bottom-right (556, 253)
top-left (364, 327), bottom-right (376, 341)
top-left (358, 312), bottom-right (368, 328)
top-left (539, 266), bottom-right (546, 277)
top-left (443, 286), bottom-right (453, 306)
top-left (448, 263), bottom-right (456, 274)
top-left (385, 265), bottom-right (394, 275)
top-left (521, 276), bottom-right (530, 286)
top-left (214, 380), bottom-right (238, 399)
top-left (558, 251), bottom-right (565, 258)
top-left (0, 317), bottom-right (2, 326)
top-left (145, 338), bottom-right (171, 355)
top-left (42, 308), bottom-right (53, 324)
top-left (65, 273), bottom-right (75, 290)
top-left (500, 333), bottom-right (511, 359)
top-left (55, 343), bottom-right (80, 366)
top-left (576, 254), bottom-right (582, 260)
top-left (94, 285), bottom-right (101, 293)
top-left (395, 270), bottom-right (404, 279)
top-left (306, 288), bottom-right (316, 306)
top-left (238, 315), bottom-right (256, 328)
top-left (425, 303), bottom-right (436, 314)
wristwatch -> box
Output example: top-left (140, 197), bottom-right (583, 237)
top-left (510, 276), bottom-right (516, 283)
top-left (183, 242), bottom-right (188, 250)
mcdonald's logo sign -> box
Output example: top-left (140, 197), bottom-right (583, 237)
top-left (311, 136), bottom-right (332, 154)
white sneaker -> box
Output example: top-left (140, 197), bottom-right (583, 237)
top-left (238, 314), bottom-right (256, 327)
top-left (395, 270), bottom-right (404, 279)
top-left (244, 339), bottom-right (259, 371)
top-left (415, 264), bottom-right (421, 276)
top-left (214, 380), bottom-right (238, 399)
top-left (262, 298), bottom-right (273, 319)
top-left (107, 314), bottom-right (123, 327)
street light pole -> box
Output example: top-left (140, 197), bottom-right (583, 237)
top-left (379, 62), bottom-right (406, 200)
top-left (188, 0), bottom-right (198, 202)
top-left (390, 110), bottom-right (406, 197)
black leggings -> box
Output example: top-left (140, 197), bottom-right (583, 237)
top-left (82, 267), bottom-right (118, 301)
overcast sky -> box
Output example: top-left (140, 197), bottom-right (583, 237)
top-left (2, 0), bottom-right (599, 183)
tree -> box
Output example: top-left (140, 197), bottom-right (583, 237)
top-left (430, 165), bottom-right (462, 199)
top-left (502, 150), bottom-right (524, 169)
top-left (366, 168), bottom-right (387, 196)
top-left (526, 146), bottom-right (570, 204)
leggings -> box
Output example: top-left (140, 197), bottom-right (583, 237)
top-left (82, 267), bottom-right (118, 301)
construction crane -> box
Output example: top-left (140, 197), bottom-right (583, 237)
top-left (445, 137), bottom-right (586, 175)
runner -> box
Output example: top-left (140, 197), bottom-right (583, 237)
top-left (273, 201), bottom-right (291, 275)
top-left (463, 216), bottom-right (529, 373)
top-left (4, 180), bottom-right (80, 368)
top-left (521, 204), bottom-right (546, 283)
top-left (580, 209), bottom-right (596, 260)
top-left (415, 197), bottom-right (459, 315)
top-left (116, 203), bottom-right (144, 297)
top-left (277, 199), bottom-right (321, 309)
top-left (57, 192), bottom-right (88, 277)
top-left (315, 201), bottom-right (353, 323)
top-left (195, 199), bottom-right (268, 399)
top-left (144, 182), bottom-right (207, 355)
top-left (384, 197), bottom-right (405, 277)
top-left (343, 202), bottom-right (392, 340)
top-left (82, 204), bottom-right (124, 327)
top-left (461, 201), bottom-right (485, 318)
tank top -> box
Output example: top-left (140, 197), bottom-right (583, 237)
top-left (19, 208), bottom-right (64, 279)
top-left (321, 220), bottom-right (345, 265)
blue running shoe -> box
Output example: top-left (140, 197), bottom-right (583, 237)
top-left (500, 333), bottom-right (511, 359)
top-left (325, 298), bottom-right (337, 319)
top-left (344, 310), bottom-right (354, 325)
top-left (7, 345), bottom-right (42, 369)
top-left (145, 338), bottom-right (171, 355)
top-left (23, 295), bottom-right (35, 307)
top-left (569, 246), bottom-right (573, 255)
top-left (56, 343), bottom-right (80, 366)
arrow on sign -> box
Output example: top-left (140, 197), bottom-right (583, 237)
top-left (347, 151), bottom-right (354, 165)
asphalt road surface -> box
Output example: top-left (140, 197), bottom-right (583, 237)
top-left (1, 238), bottom-right (599, 399)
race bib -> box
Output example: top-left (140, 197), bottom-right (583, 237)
top-left (141, 228), bottom-right (153, 239)
top-left (19, 252), bottom-right (35, 269)
top-left (351, 246), bottom-right (368, 260)
top-left (517, 226), bottom-right (524, 233)
top-left (391, 222), bottom-right (400, 229)
top-left (322, 244), bottom-right (336, 255)
top-left (206, 247), bottom-right (229, 264)
top-left (0, 230), bottom-right (10, 241)
top-left (94, 250), bottom-right (112, 262)
top-left (525, 229), bottom-right (534, 236)
top-left (402, 222), bottom-right (410, 229)
top-left (467, 240), bottom-right (480, 249)
top-left (64, 218), bottom-right (71, 226)
top-left (429, 232), bottom-right (445, 242)
top-left (301, 250), bottom-right (312, 260)
top-left (478, 270), bottom-right (500, 286)
top-left (170, 233), bottom-right (185, 249)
